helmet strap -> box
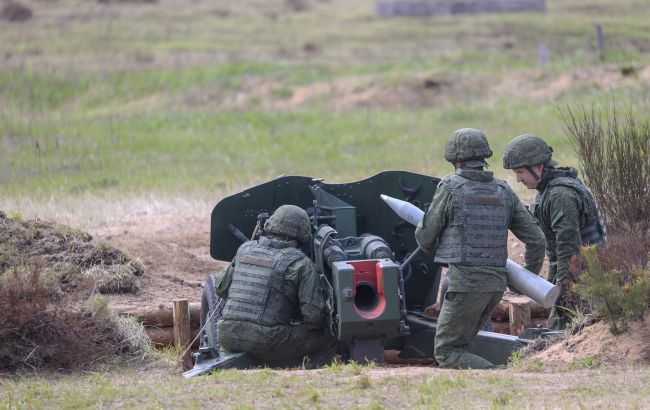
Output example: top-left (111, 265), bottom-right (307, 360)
top-left (526, 166), bottom-right (541, 181)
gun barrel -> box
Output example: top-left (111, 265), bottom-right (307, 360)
top-left (228, 224), bottom-right (249, 243)
top-left (380, 194), bottom-right (559, 308)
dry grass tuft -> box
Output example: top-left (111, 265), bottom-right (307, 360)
top-left (0, 263), bottom-right (149, 372)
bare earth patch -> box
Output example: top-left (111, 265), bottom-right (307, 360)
top-left (89, 212), bottom-right (227, 308)
top-left (492, 63), bottom-right (647, 101)
top-left (178, 63), bottom-right (650, 112)
top-left (530, 311), bottom-right (650, 365)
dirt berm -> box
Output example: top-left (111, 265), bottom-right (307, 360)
top-left (527, 312), bottom-right (650, 366)
top-left (0, 210), bottom-right (143, 294)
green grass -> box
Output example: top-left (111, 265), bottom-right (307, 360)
top-left (568, 355), bottom-right (601, 370)
top-left (2, 363), bottom-right (650, 409)
top-left (3, 2), bottom-right (649, 405)
top-left (1, 0), bottom-right (650, 201)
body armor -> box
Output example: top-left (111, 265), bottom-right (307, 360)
top-left (222, 237), bottom-right (304, 325)
top-left (434, 174), bottom-right (512, 266)
top-left (531, 176), bottom-right (607, 246)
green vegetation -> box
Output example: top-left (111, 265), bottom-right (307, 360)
top-left (2, 1), bottom-right (650, 406)
top-left (568, 355), bottom-right (601, 370)
top-left (2, 364), bottom-right (650, 409)
top-left (507, 350), bottom-right (545, 372)
top-left (575, 246), bottom-right (650, 334)
top-left (2, 0), bottom-right (650, 202)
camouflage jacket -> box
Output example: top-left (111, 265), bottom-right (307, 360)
top-left (214, 236), bottom-right (328, 330)
top-left (415, 169), bottom-right (545, 292)
top-left (531, 167), bottom-right (605, 286)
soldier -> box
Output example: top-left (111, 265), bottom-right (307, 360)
top-left (214, 205), bottom-right (337, 368)
top-left (503, 134), bottom-right (607, 330)
top-left (416, 128), bottom-right (545, 369)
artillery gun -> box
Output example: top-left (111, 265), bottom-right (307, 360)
top-left (184, 171), bottom-right (558, 377)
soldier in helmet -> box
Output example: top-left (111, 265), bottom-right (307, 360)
top-left (214, 204), bottom-right (337, 368)
top-left (503, 134), bottom-right (607, 330)
top-left (416, 128), bottom-right (545, 369)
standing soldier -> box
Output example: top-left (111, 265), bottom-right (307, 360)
top-left (416, 128), bottom-right (546, 369)
top-left (503, 134), bottom-right (607, 330)
top-left (214, 205), bottom-right (337, 368)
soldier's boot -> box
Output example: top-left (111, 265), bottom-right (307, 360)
top-left (303, 344), bottom-right (338, 369)
top-left (436, 349), bottom-right (496, 370)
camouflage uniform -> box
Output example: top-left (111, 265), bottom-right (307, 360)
top-left (416, 129), bottom-right (545, 369)
top-left (214, 205), bottom-right (337, 367)
top-left (504, 134), bottom-right (606, 330)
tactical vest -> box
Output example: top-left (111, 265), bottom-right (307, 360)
top-left (222, 238), bottom-right (304, 326)
top-left (434, 174), bottom-right (512, 266)
top-left (530, 176), bottom-right (607, 246)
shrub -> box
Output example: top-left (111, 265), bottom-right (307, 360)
top-left (560, 105), bottom-right (650, 333)
top-left (559, 104), bottom-right (650, 239)
top-left (574, 246), bottom-right (650, 334)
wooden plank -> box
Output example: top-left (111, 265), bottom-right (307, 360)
top-left (509, 302), bottom-right (531, 336)
top-left (145, 325), bottom-right (200, 348)
top-left (113, 303), bottom-right (201, 327)
top-left (491, 317), bottom-right (546, 334)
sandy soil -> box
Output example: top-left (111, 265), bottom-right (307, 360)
top-left (530, 311), bottom-right (650, 365)
top-left (89, 212), bottom-right (227, 308)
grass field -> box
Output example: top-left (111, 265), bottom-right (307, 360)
top-left (2, 359), bottom-right (650, 409)
top-left (2, 0), bottom-right (650, 206)
top-left (2, 1), bottom-right (650, 406)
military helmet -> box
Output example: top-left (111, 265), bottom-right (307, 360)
top-left (264, 205), bottom-right (311, 243)
top-left (502, 134), bottom-right (557, 169)
top-left (444, 128), bottom-right (493, 167)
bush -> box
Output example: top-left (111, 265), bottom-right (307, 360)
top-left (574, 246), bottom-right (650, 334)
top-left (560, 105), bottom-right (650, 333)
top-left (559, 104), bottom-right (650, 239)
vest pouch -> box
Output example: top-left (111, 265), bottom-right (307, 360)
top-left (260, 287), bottom-right (294, 326)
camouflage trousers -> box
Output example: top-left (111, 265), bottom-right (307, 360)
top-left (218, 319), bottom-right (338, 368)
top-left (434, 291), bottom-right (503, 369)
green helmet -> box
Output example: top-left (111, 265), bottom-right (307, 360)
top-left (444, 128), bottom-right (493, 167)
top-left (502, 134), bottom-right (557, 169)
top-left (264, 205), bottom-right (311, 243)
